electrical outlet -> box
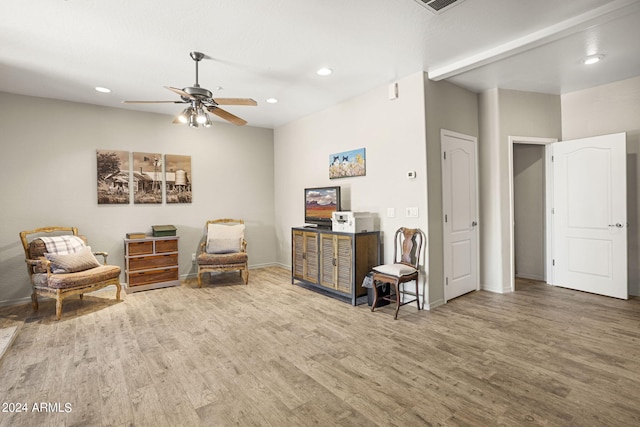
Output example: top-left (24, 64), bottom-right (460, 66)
top-left (191, 253), bottom-right (196, 263)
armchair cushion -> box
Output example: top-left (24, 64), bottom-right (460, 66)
top-left (206, 223), bottom-right (245, 254)
top-left (45, 246), bottom-right (101, 273)
top-left (207, 238), bottom-right (241, 254)
top-left (197, 251), bottom-right (248, 266)
top-left (32, 264), bottom-right (121, 289)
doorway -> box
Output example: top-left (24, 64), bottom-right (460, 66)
top-left (508, 136), bottom-right (556, 293)
top-left (513, 144), bottom-right (545, 281)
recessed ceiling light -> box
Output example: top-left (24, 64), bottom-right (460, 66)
top-left (95, 86), bottom-right (111, 93)
top-left (582, 54), bottom-right (604, 65)
top-left (316, 67), bottom-right (333, 76)
top-left (266, 98), bottom-right (278, 104)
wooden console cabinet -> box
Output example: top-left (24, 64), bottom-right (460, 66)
top-left (292, 227), bottom-right (380, 305)
top-left (124, 236), bottom-right (180, 293)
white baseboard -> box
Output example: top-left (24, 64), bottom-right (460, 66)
top-left (0, 296), bottom-right (31, 308)
top-left (426, 298), bottom-right (445, 310)
top-left (515, 273), bottom-right (544, 281)
top-left (481, 282), bottom-right (511, 294)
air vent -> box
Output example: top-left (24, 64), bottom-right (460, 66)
top-left (414, 0), bottom-right (467, 14)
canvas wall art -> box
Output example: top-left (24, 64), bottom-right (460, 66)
top-left (133, 152), bottom-right (163, 204)
top-left (97, 149), bottom-right (130, 204)
top-left (165, 154), bottom-right (192, 203)
top-left (329, 148), bottom-right (366, 179)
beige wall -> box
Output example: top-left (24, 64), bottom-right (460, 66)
top-left (0, 92), bottom-right (276, 306)
top-left (273, 72), bottom-right (479, 309)
top-left (423, 77), bottom-right (479, 306)
top-left (274, 72), bottom-right (430, 301)
top-left (478, 89), bottom-right (562, 292)
top-left (561, 76), bottom-right (640, 295)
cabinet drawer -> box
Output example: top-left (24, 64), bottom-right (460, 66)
top-left (129, 253), bottom-right (178, 271)
top-left (127, 241), bottom-right (153, 256)
top-left (128, 267), bottom-right (179, 286)
top-left (156, 239), bottom-right (178, 253)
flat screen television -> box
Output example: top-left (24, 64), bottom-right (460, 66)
top-left (304, 186), bottom-right (341, 228)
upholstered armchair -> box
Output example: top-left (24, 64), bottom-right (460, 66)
top-left (19, 226), bottom-right (122, 320)
top-left (196, 219), bottom-right (249, 286)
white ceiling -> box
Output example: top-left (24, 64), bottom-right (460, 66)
top-left (2, 0), bottom-right (639, 129)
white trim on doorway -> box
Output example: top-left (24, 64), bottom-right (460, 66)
top-left (507, 136), bottom-right (557, 293)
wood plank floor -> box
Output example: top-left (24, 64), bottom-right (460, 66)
top-left (1, 268), bottom-right (640, 426)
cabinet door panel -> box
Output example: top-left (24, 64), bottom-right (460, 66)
top-left (292, 231), bottom-right (304, 279)
top-left (320, 234), bottom-right (336, 288)
top-left (335, 236), bottom-right (353, 293)
top-left (304, 233), bottom-right (318, 284)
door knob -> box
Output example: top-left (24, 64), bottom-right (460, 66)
top-left (608, 223), bottom-right (623, 228)
top-left (471, 221), bottom-right (478, 227)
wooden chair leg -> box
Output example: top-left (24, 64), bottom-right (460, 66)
top-left (115, 283), bottom-right (122, 301)
top-left (415, 280), bottom-right (421, 310)
top-left (55, 297), bottom-right (63, 321)
top-left (31, 293), bottom-right (39, 311)
top-left (79, 294), bottom-right (83, 300)
top-left (197, 269), bottom-right (203, 288)
top-left (371, 281), bottom-right (380, 312)
top-left (242, 268), bottom-right (249, 285)
top-left (393, 282), bottom-right (401, 320)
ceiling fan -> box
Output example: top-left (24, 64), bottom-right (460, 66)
top-left (123, 51), bottom-right (256, 127)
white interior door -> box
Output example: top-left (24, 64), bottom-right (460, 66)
top-left (442, 130), bottom-right (479, 302)
top-left (551, 132), bottom-right (627, 299)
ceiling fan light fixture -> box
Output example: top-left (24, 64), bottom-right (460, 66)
top-left (266, 98), bottom-right (278, 104)
top-left (95, 86), bottom-right (111, 93)
top-left (178, 107), bottom-right (191, 124)
top-left (188, 114), bottom-right (199, 128)
top-left (196, 108), bottom-right (207, 124)
top-left (204, 115), bottom-right (212, 128)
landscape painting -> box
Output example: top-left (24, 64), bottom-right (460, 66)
top-left (97, 149), bottom-right (130, 204)
top-left (165, 154), bottom-right (192, 203)
top-left (133, 152), bottom-right (163, 204)
top-left (329, 147), bottom-right (366, 179)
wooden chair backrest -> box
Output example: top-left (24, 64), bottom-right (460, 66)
top-left (393, 227), bottom-right (425, 268)
top-left (205, 218), bottom-right (244, 227)
top-left (19, 226), bottom-right (79, 260)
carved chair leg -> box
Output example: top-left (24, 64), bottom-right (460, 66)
top-left (115, 283), bottom-right (122, 301)
top-left (393, 282), bottom-right (401, 320)
top-left (31, 293), bottom-right (39, 311)
top-left (371, 281), bottom-right (380, 312)
top-left (197, 268), bottom-right (203, 288)
top-left (55, 297), bottom-right (63, 321)
top-left (415, 279), bottom-right (421, 310)
top-left (243, 268), bottom-right (249, 285)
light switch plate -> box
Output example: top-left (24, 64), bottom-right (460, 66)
top-left (387, 208), bottom-right (395, 218)
top-left (406, 207), bottom-right (419, 218)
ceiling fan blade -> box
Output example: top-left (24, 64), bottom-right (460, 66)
top-left (122, 100), bottom-right (185, 104)
top-left (165, 86), bottom-right (195, 100)
top-left (212, 98), bottom-right (257, 106)
top-left (207, 106), bottom-right (247, 126)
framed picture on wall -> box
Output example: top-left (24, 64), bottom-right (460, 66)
top-left (133, 152), bottom-right (163, 204)
top-left (165, 154), bottom-right (192, 203)
top-left (97, 149), bottom-right (130, 204)
top-left (329, 147), bottom-right (366, 179)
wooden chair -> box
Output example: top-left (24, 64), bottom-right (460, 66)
top-left (196, 219), bottom-right (249, 286)
top-left (371, 227), bottom-right (425, 319)
top-left (19, 226), bottom-right (121, 320)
